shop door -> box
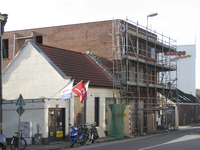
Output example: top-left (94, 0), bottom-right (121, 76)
top-left (48, 108), bottom-right (65, 143)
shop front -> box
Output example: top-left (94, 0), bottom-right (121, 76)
top-left (48, 108), bottom-right (65, 142)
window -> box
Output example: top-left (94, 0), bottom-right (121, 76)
top-left (94, 97), bottom-right (99, 126)
top-left (151, 48), bottom-right (155, 59)
top-left (3, 39), bottom-right (8, 58)
top-left (129, 66), bottom-right (135, 82)
top-left (139, 43), bottom-right (144, 55)
top-left (36, 36), bottom-right (43, 44)
top-left (139, 68), bottom-right (144, 83)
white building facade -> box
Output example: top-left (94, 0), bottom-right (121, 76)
top-left (2, 40), bottom-right (115, 144)
top-left (169, 45), bottom-right (196, 96)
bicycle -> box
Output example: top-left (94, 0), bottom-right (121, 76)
top-left (11, 130), bottom-right (27, 150)
top-left (89, 123), bottom-right (98, 144)
top-left (83, 123), bottom-right (92, 146)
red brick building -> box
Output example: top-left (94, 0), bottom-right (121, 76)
top-left (2, 19), bottom-right (178, 133)
top-left (2, 20), bottom-right (113, 70)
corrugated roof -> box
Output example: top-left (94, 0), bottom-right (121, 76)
top-left (169, 89), bottom-right (200, 103)
top-left (36, 43), bottom-right (113, 87)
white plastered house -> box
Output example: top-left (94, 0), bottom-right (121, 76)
top-left (2, 39), bottom-right (115, 144)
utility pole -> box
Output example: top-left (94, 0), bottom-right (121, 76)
top-left (0, 13), bottom-right (8, 133)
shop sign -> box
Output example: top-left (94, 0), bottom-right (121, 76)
top-left (164, 51), bottom-right (186, 56)
top-left (170, 55), bottom-right (191, 61)
top-left (56, 131), bottom-right (63, 137)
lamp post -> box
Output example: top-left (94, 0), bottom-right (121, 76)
top-left (0, 13), bottom-right (8, 133)
top-left (145, 12), bottom-right (157, 117)
top-left (147, 13), bottom-right (158, 31)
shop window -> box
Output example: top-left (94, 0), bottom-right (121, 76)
top-left (3, 39), bottom-right (8, 58)
top-left (36, 36), bottom-right (43, 44)
top-left (74, 96), bottom-right (85, 125)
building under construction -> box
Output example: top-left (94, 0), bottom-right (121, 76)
top-left (2, 18), bottom-right (178, 135)
top-left (110, 19), bottom-right (177, 134)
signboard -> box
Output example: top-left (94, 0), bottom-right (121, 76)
top-left (56, 131), bottom-right (63, 137)
top-left (164, 51), bottom-right (186, 56)
top-left (16, 106), bottom-right (25, 116)
top-left (16, 94), bottom-right (26, 116)
top-left (16, 94), bottom-right (26, 106)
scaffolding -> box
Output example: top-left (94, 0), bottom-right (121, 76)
top-left (111, 19), bottom-right (177, 134)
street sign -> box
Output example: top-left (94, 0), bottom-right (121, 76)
top-left (16, 94), bottom-right (26, 106)
top-left (16, 106), bottom-right (25, 116)
top-left (198, 115), bottom-right (200, 120)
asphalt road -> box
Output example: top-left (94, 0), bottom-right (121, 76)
top-left (68, 127), bottom-right (200, 150)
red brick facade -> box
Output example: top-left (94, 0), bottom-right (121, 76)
top-left (2, 20), bottom-right (113, 70)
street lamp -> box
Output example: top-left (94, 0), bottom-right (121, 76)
top-left (146, 12), bottom-right (157, 111)
top-left (147, 13), bottom-right (158, 30)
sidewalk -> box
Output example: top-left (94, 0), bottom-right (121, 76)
top-left (7, 124), bottom-right (200, 150)
top-left (179, 123), bottom-right (200, 129)
top-left (7, 136), bottom-right (118, 150)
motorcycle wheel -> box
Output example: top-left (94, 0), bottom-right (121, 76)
top-left (70, 139), bottom-right (74, 147)
top-left (85, 132), bottom-right (92, 146)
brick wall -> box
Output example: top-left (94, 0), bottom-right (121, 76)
top-left (2, 20), bottom-right (113, 70)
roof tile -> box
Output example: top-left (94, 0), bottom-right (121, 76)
top-left (36, 44), bottom-right (113, 87)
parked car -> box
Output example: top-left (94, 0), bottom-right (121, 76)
top-left (0, 135), bottom-right (7, 150)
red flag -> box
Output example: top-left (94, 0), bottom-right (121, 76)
top-left (72, 81), bottom-right (87, 103)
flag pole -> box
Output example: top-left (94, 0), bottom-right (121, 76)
top-left (68, 98), bottom-right (71, 135)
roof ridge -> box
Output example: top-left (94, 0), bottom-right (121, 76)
top-left (36, 43), bottom-right (83, 54)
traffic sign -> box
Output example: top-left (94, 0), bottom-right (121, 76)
top-left (16, 94), bottom-right (26, 106)
top-left (198, 115), bottom-right (200, 120)
top-left (16, 106), bottom-right (25, 116)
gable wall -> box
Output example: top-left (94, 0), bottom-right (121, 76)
top-left (3, 42), bottom-right (70, 99)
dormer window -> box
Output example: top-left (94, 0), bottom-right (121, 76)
top-left (36, 36), bottom-right (43, 44)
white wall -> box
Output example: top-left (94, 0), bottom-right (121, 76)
top-left (2, 99), bottom-right (69, 144)
top-left (70, 87), bottom-right (115, 131)
top-left (2, 42), bottom-right (70, 99)
top-left (171, 45), bottom-right (196, 96)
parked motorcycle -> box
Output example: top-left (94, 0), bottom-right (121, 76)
top-left (69, 123), bottom-right (92, 147)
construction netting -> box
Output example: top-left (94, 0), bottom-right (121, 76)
top-left (108, 104), bottom-right (127, 139)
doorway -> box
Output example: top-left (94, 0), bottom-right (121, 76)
top-left (48, 108), bottom-right (65, 143)
top-left (95, 97), bottom-right (99, 126)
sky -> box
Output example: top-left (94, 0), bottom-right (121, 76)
top-left (1, 0), bottom-right (200, 88)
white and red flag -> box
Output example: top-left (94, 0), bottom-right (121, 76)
top-left (83, 81), bottom-right (90, 101)
top-left (72, 80), bottom-right (87, 103)
top-left (61, 79), bottom-right (74, 100)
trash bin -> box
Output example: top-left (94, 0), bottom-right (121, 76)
top-left (34, 134), bottom-right (42, 145)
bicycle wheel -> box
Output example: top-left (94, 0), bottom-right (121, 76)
top-left (19, 137), bottom-right (27, 150)
top-left (11, 139), bottom-right (18, 150)
top-left (84, 131), bottom-right (92, 145)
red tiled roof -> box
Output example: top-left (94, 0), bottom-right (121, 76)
top-left (36, 44), bottom-right (113, 87)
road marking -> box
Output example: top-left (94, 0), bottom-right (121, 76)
top-left (139, 135), bottom-right (200, 150)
